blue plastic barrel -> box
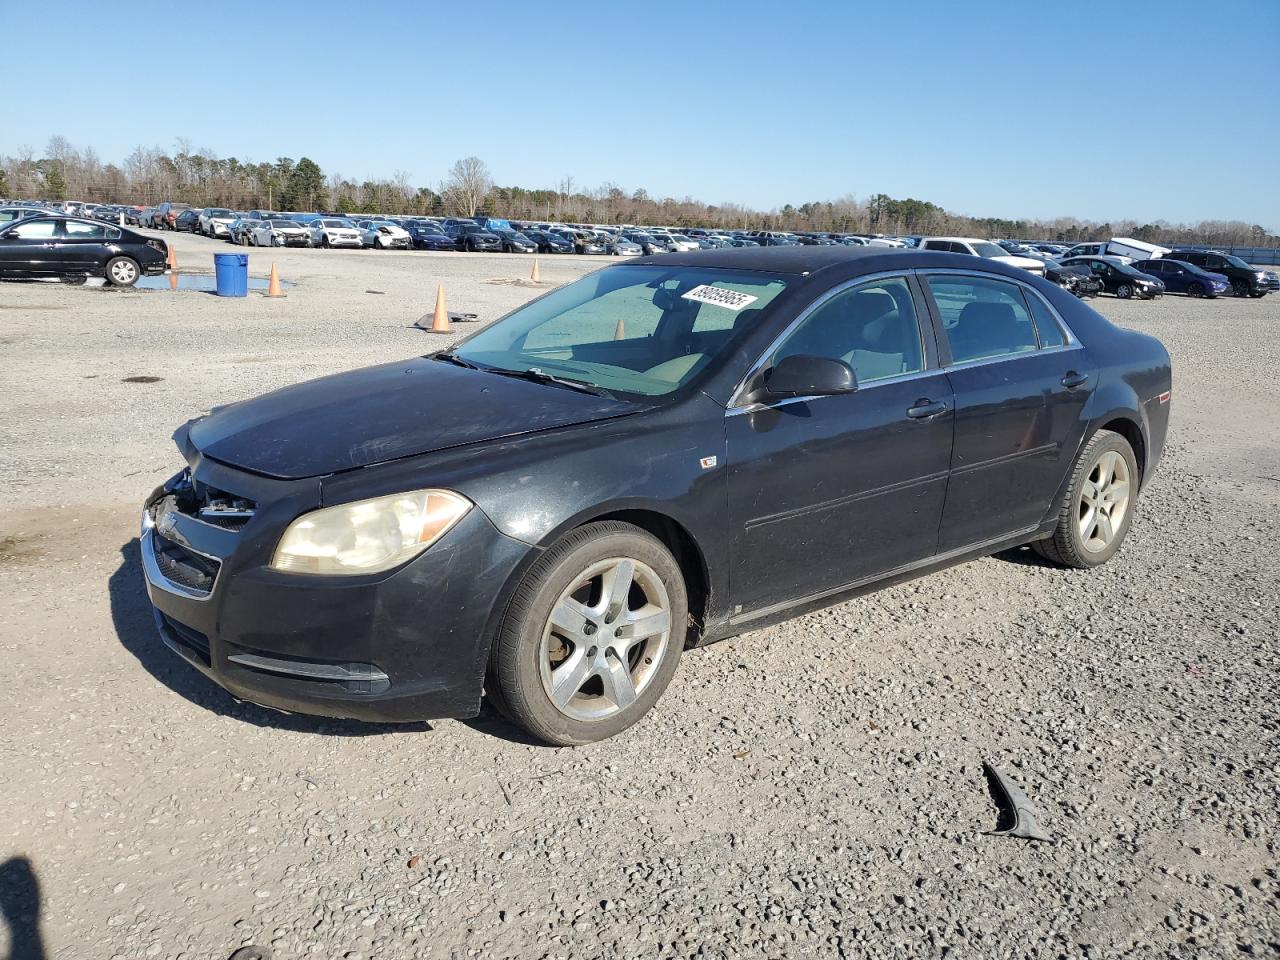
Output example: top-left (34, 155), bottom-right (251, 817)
top-left (213, 253), bottom-right (249, 297)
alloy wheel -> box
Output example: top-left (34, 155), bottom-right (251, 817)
top-left (538, 557), bottom-right (673, 722)
top-left (109, 259), bottom-right (138, 285)
top-left (1078, 450), bottom-right (1131, 554)
top-left (1116, 283), bottom-right (1133, 299)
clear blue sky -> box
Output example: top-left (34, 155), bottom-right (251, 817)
top-left (5, 0), bottom-right (1278, 227)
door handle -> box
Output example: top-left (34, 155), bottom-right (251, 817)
top-left (1061, 371), bottom-right (1090, 389)
top-left (906, 398), bottom-right (948, 420)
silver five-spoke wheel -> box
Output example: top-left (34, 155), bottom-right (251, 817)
top-left (1078, 450), bottom-right (1130, 553)
top-left (539, 557), bottom-right (672, 722)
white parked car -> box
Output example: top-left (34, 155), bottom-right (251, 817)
top-left (199, 208), bottom-right (238, 238)
top-left (357, 220), bottom-right (411, 249)
top-left (864, 236), bottom-right (907, 248)
top-left (667, 234), bottom-right (700, 252)
top-left (309, 217), bottom-right (363, 249)
top-left (919, 236), bottom-right (1046, 275)
top-left (251, 218), bottom-right (312, 247)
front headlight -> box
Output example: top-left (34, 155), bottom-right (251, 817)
top-left (271, 489), bottom-right (471, 575)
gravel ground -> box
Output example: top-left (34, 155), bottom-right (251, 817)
top-left (1, 232), bottom-right (1277, 959)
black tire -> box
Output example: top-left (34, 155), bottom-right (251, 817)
top-left (465, 239), bottom-right (475, 253)
top-left (322, 235), bottom-right (331, 248)
top-left (62, 275), bottom-right (88, 286)
top-left (1249, 290), bottom-right (1267, 299)
top-left (489, 521), bottom-right (687, 746)
top-left (1115, 282), bottom-right (1133, 299)
top-left (1232, 280), bottom-right (1250, 298)
top-left (1186, 281), bottom-right (1204, 298)
top-left (104, 256), bottom-right (141, 287)
top-left (1032, 429), bottom-right (1139, 569)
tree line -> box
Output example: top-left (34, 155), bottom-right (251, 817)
top-left (1, 137), bottom-right (1275, 248)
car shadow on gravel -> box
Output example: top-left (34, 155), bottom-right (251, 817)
top-left (109, 539), bottom-right (431, 737)
top-left (993, 544), bottom-right (1058, 568)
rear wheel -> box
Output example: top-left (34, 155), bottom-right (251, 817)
top-left (1187, 281), bottom-right (1204, 298)
top-left (1033, 429), bottom-right (1138, 569)
top-left (105, 256), bottom-right (140, 287)
top-left (489, 522), bottom-right (687, 745)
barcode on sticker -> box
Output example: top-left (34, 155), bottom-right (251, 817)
top-left (681, 285), bottom-right (759, 311)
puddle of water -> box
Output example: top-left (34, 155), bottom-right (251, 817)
top-left (134, 274), bottom-right (296, 292)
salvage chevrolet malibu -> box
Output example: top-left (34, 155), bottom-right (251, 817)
top-left (141, 247), bottom-right (1171, 745)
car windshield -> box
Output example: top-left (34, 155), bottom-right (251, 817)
top-left (451, 265), bottom-right (790, 397)
top-left (320, 219), bottom-right (351, 228)
top-left (972, 242), bottom-right (1010, 258)
top-left (209, 209), bottom-right (233, 217)
top-left (268, 219), bottom-right (296, 227)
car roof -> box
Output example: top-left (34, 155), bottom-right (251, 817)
top-left (629, 244), bottom-right (911, 273)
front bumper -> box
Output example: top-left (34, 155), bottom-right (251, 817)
top-left (140, 464), bottom-right (531, 723)
top-left (277, 235), bottom-right (311, 247)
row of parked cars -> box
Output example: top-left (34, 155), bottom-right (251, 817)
top-left (4, 199), bottom-right (1277, 299)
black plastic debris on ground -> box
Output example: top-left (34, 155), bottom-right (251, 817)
top-left (413, 312), bottom-right (479, 330)
top-left (983, 760), bottom-right (1053, 842)
top-left (121, 376), bottom-right (164, 384)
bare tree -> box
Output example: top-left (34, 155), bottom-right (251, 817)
top-left (441, 156), bottom-right (493, 216)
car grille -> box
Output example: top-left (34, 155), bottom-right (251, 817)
top-left (167, 471), bottom-right (257, 531)
top-left (152, 533), bottom-right (221, 596)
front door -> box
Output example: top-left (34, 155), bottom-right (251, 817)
top-left (0, 217), bottom-right (64, 277)
top-left (726, 274), bottom-right (954, 618)
top-left (922, 272), bottom-right (1095, 552)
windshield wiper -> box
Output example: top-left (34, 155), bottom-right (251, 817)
top-left (488, 367), bottom-right (613, 398)
top-left (433, 350), bottom-right (481, 369)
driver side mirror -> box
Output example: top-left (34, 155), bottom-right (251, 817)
top-left (764, 355), bottom-right (857, 398)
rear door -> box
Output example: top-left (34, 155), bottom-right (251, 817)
top-left (922, 271), bottom-right (1095, 551)
top-left (59, 219), bottom-right (117, 275)
top-left (0, 217), bottom-right (65, 276)
top-left (726, 273), bottom-right (954, 617)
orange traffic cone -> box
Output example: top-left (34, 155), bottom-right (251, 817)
top-left (428, 285), bottom-right (450, 333)
top-left (613, 318), bottom-right (626, 340)
top-left (530, 258), bottom-right (541, 283)
top-left (266, 262), bottom-right (285, 298)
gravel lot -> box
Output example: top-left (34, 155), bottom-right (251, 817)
top-left (1, 231), bottom-right (1277, 959)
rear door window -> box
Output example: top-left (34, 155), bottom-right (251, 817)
top-left (926, 275), bottom-right (1039, 363)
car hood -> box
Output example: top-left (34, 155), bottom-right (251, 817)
top-left (993, 254), bottom-right (1045, 269)
top-left (185, 357), bottom-right (647, 479)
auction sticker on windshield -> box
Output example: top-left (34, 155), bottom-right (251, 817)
top-left (681, 285), bottom-right (759, 311)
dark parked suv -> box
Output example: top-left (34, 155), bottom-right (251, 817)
top-left (148, 201), bottom-right (191, 231)
top-left (1166, 249), bottom-right (1272, 298)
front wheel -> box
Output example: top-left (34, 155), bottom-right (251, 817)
top-left (1187, 281), bottom-right (1204, 298)
top-left (1033, 429), bottom-right (1138, 569)
top-left (1115, 282), bottom-right (1133, 299)
top-left (105, 256), bottom-right (140, 287)
top-left (489, 521), bottom-right (687, 746)
top-left (1232, 280), bottom-right (1250, 298)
